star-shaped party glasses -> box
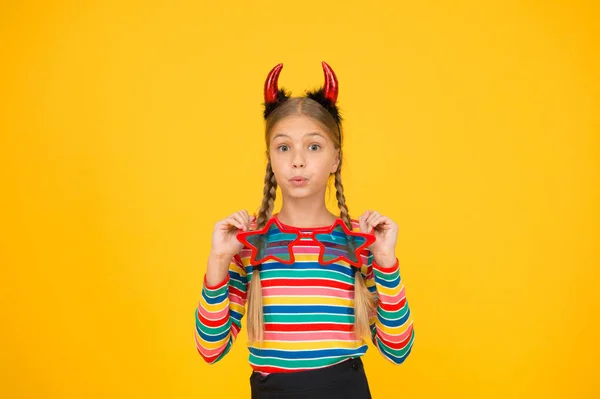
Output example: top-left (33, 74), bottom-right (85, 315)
top-left (236, 216), bottom-right (375, 268)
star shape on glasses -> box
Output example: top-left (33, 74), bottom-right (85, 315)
top-left (236, 217), bottom-right (302, 266)
top-left (312, 219), bottom-right (376, 268)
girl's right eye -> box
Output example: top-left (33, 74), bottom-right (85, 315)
top-left (277, 145), bottom-right (289, 152)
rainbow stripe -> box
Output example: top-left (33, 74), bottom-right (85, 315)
top-left (195, 219), bottom-right (415, 374)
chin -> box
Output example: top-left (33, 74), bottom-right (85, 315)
top-left (281, 188), bottom-right (313, 199)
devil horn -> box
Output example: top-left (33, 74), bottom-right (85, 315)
top-left (264, 63), bottom-right (283, 103)
top-left (321, 61), bottom-right (338, 104)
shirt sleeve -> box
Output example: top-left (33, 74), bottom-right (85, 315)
top-left (361, 250), bottom-right (416, 364)
top-left (194, 248), bottom-right (250, 364)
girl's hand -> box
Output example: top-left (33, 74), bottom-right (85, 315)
top-left (210, 210), bottom-right (254, 259)
top-left (358, 210), bottom-right (398, 265)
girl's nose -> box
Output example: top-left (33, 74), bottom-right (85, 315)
top-left (292, 154), bottom-right (305, 168)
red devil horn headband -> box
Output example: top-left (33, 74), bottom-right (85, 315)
top-left (264, 63), bottom-right (284, 104)
top-left (321, 61), bottom-right (339, 104)
top-left (262, 61), bottom-right (342, 126)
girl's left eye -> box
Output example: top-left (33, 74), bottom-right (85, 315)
top-left (309, 144), bottom-right (321, 151)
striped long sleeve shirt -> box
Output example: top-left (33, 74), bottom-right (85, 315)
top-left (195, 217), bottom-right (415, 374)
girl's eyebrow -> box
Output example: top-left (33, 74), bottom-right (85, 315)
top-left (271, 132), bottom-right (325, 141)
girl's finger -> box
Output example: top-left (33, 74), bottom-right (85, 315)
top-left (243, 210), bottom-right (252, 228)
top-left (359, 211), bottom-right (369, 233)
top-left (233, 213), bottom-right (247, 231)
top-left (223, 217), bottom-right (238, 230)
top-left (231, 213), bottom-right (242, 224)
top-left (233, 211), bottom-right (246, 229)
top-left (226, 216), bottom-right (244, 231)
top-left (377, 217), bottom-right (394, 234)
top-left (366, 212), bottom-right (380, 232)
top-left (240, 211), bottom-right (249, 228)
top-left (370, 215), bottom-right (382, 231)
top-left (363, 211), bottom-right (372, 232)
top-left (366, 211), bottom-right (380, 226)
top-left (358, 210), bottom-right (370, 222)
top-left (372, 218), bottom-right (385, 234)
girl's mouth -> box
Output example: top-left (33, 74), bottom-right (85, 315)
top-left (289, 177), bottom-right (308, 187)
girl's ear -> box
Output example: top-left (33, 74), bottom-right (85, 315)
top-left (331, 149), bottom-right (340, 173)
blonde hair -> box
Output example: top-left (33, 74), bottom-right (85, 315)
top-left (247, 97), bottom-right (377, 343)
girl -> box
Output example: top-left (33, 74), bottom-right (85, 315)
top-left (195, 61), bottom-right (415, 398)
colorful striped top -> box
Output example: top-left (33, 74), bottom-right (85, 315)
top-left (194, 216), bottom-right (415, 374)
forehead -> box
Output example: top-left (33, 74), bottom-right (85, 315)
top-left (270, 116), bottom-right (331, 141)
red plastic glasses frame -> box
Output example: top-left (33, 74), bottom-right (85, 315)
top-left (236, 216), bottom-right (376, 268)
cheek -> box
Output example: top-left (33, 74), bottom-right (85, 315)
top-left (314, 164), bottom-right (333, 182)
top-left (269, 154), bottom-right (279, 167)
top-left (269, 157), bottom-right (284, 178)
top-left (320, 156), bottom-right (336, 173)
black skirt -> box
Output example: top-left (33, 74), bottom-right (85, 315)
top-left (249, 357), bottom-right (372, 399)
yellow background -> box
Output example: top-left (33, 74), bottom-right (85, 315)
top-left (1, 0), bottom-right (598, 397)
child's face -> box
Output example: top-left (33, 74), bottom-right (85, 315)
top-left (269, 115), bottom-right (340, 201)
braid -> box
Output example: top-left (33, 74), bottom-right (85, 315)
top-left (247, 160), bottom-right (277, 344)
top-left (334, 160), bottom-right (351, 230)
top-left (334, 160), bottom-right (377, 340)
top-left (256, 161), bottom-right (277, 229)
